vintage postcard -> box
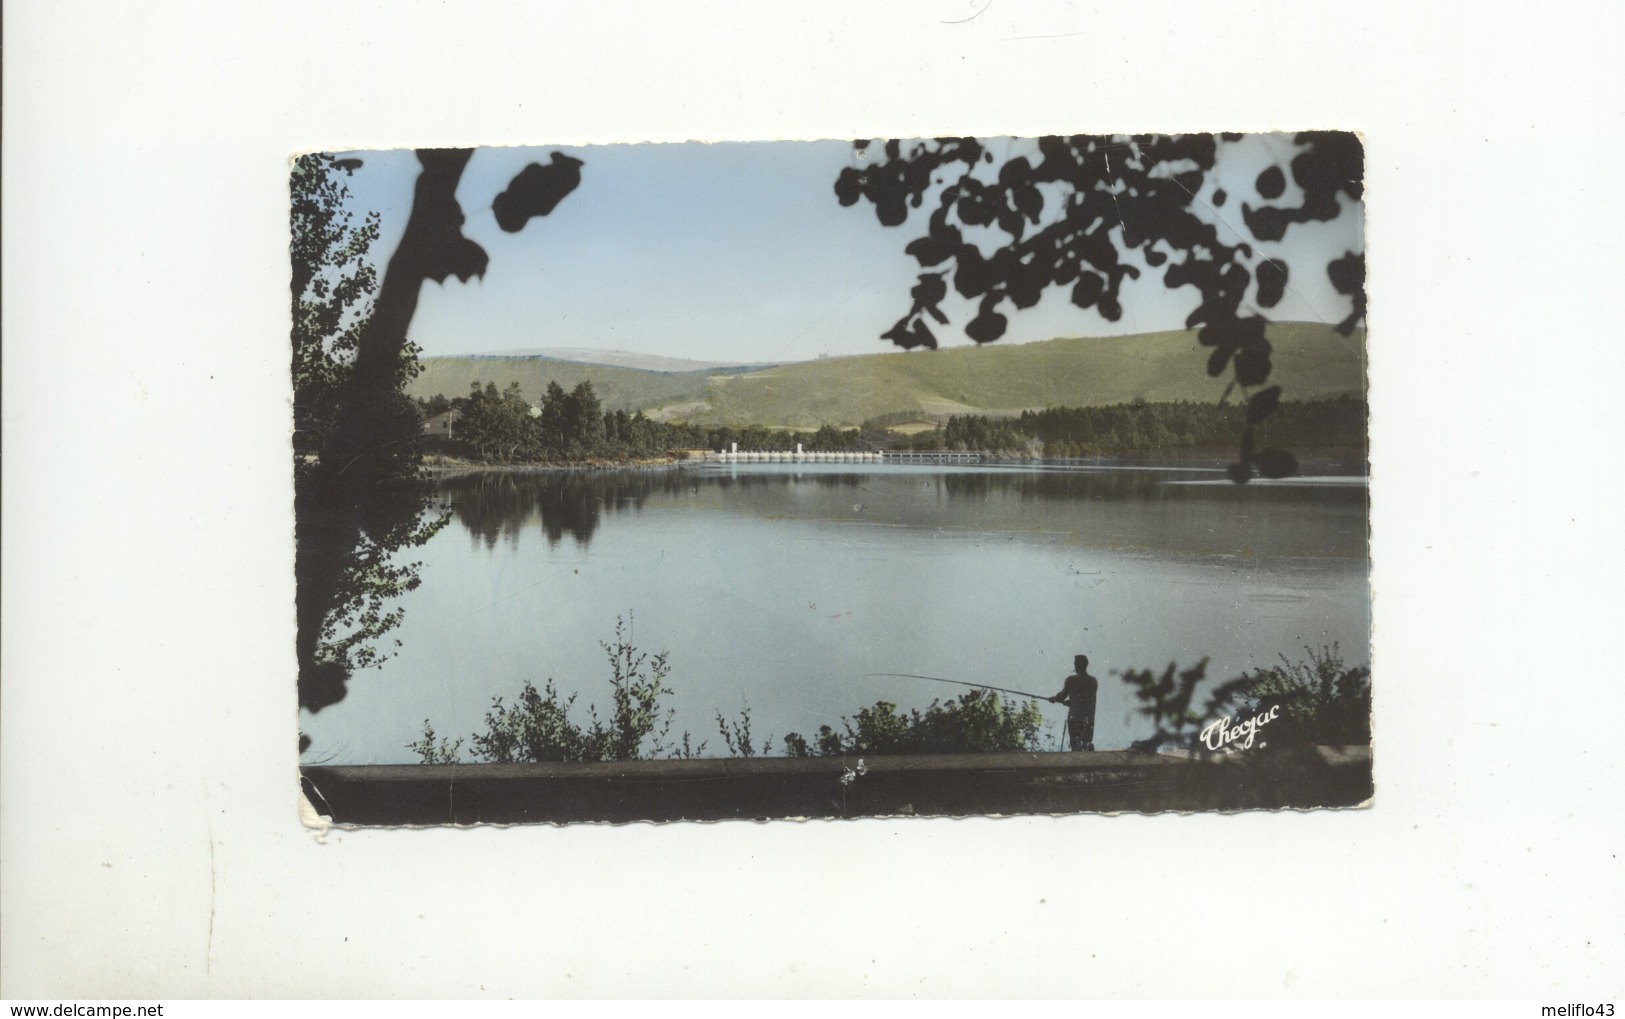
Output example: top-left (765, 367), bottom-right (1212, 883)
top-left (293, 133), bottom-right (1370, 824)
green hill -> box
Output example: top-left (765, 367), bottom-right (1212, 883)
top-left (406, 355), bottom-right (725, 411)
top-left (409, 322), bottom-right (1366, 429)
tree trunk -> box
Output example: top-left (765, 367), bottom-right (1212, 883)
top-left (325, 148), bottom-right (486, 484)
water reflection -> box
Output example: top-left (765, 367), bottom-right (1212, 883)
top-left (441, 470), bottom-right (666, 549)
top-left (295, 470), bottom-right (444, 715)
top-left (939, 465), bottom-right (1366, 506)
top-left (441, 468), bottom-right (880, 550)
top-left (437, 463), bottom-right (1368, 559)
top-left (942, 468), bottom-right (1168, 503)
top-left (304, 462), bottom-right (1371, 763)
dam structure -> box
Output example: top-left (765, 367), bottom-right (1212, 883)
top-left (708, 442), bottom-right (983, 464)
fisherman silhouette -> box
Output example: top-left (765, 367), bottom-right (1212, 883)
top-left (1051, 654), bottom-right (1098, 751)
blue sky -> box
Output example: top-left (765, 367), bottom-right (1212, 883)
top-left (333, 134), bottom-right (1364, 364)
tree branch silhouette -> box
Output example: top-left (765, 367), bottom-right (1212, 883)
top-left (294, 148), bottom-right (583, 719)
top-left (836, 132), bottom-right (1364, 481)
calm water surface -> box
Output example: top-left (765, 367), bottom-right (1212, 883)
top-left (299, 463), bottom-right (1370, 763)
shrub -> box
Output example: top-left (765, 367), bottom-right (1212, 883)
top-left (410, 615), bottom-right (700, 764)
top-left (1120, 646), bottom-right (1371, 751)
top-left (406, 721), bottom-right (464, 764)
top-left (782, 690), bottom-right (1043, 757)
top-left (469, 678), bottom-right (591, 763)
top-left (1238, 644), bottom-right (1371, 746)
top-left (715, 702), bottom-right (773, 758)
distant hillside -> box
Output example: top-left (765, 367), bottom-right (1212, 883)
top-left (406, 355), bottom-right (727, 412)
top-left (481, 348), bottom-right (761, 372)
top-left (683, 322), bottom-right (1365, 427)
top-left (408, 322), bottom-right (1366, 428)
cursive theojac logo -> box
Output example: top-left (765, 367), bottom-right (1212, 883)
top-left (1200, 704), bottom-right (1281, 752)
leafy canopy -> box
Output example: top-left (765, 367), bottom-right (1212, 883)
top-left (290, 153), bottom-right (385, 458)
top-left (836, 133), bottom-right (1364, 481)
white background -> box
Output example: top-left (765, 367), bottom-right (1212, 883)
top-left (3, 0), bottom-right (1622, 999)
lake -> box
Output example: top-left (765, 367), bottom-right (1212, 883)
top-left (297, 462), bottom-right (1371, 764)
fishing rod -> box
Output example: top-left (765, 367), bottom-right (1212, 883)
top-left (865, 672), bottom-right (1057, 703)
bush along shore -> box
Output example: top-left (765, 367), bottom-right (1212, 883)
top-left (403, 619), bottom-right (1371, 765)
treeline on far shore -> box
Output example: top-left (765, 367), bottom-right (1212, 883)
top-left (422, 381), bottom-right (869, 462)
top-left (893, 397), bottom-right (1369, 456)
top-left (418, 381), bottom-right (1367, 463)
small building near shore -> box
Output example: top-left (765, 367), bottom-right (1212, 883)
top-left (422, 409), bottom-right (461, 439)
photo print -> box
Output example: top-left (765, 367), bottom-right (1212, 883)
top-left (292, 133), bottom-right (1371, 824)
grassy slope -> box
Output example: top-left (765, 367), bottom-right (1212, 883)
top-left (408, 322), bottom-right (1366, 428)
top-left (681, 321), bottom-right (1366, 428)
top-left (405, 356), bottom-right (720, 411)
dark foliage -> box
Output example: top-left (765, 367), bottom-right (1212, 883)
top-left (1121, 646), bottom-right (1370, 752)
top-left (1236, 644), bottom-right (1371, 746)
top-left (493, 153), bottom-right (584, 232)
top-left (436, 385), bottom-right (871, 462)
top-left (291, 155), bottom-right (446, 712)
top-left (715, 703), bottom-right (773, 758)
top-left (836, 133), bottom-right (1365, 481)
top-left (410, 618), bottom-right (707, 764)
top-left (294, 148), bottom-right (583, 717)
top-left (782, 691), bottom-right (1044, 757)
top-left (290, 154), bottom-right (384, 459)
top-left (893, 398), bottom-right (1366, 456)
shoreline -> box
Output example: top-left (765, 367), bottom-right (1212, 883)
top-left (415, 447), bottom-right (1369, 477)
top-left (418, 453), bottom-right (684, 474)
